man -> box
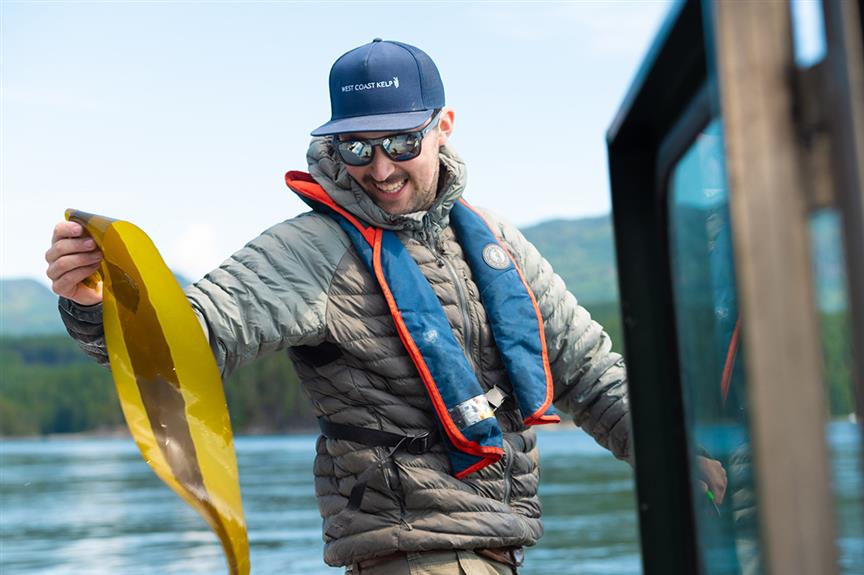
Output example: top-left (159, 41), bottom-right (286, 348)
top-left (46, 39), bottom-right (724, 574)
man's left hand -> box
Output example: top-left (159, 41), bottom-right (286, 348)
top-left (696, 456), bottom-right (728, 505)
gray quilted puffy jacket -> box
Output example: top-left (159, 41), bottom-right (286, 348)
top-left (59, 139), bottom-right (631, 568)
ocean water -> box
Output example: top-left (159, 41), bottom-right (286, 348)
top-left (1, 425), bottom-right (860, 574)
top-left (0, 429), bottom-right (637, 574)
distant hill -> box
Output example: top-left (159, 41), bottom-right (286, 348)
top-left (521, 215), bottom-right (619, 304)
top-left (0, 279), bottom-right (64, 336)
top-left (0, 273), bottom-right (192, 336)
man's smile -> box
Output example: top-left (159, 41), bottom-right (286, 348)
top-left (371, 177), bottom-right (408, 195)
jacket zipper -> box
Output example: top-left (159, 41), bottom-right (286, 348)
top-left (420, 230), bottom-right (508, 503)
top-left (425, 230), bottom-right (477, 373)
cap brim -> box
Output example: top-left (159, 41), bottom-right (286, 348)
top-left (310, 109), bottom-right (435, 136)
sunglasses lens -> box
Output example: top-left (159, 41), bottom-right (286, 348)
top-left (335, 131), bottom-right (423, 166)
top-left (337, 140), bottom-right (374, 166)
top-left (382, 134), bottom-right (421, 161)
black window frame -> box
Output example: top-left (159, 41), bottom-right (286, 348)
top-left (606, 1), bottom-right (714, 573)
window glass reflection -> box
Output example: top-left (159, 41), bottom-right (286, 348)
top-left (809, 209), bottom-right (864, 571)
top-left (668, 118), bottom-right (763, 575)
top-left (667, 120), bottom-right (864, 574)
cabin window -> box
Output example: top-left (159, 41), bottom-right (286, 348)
top-left (667, 117), bottom-right (764, 574)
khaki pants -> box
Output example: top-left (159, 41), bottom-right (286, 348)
top-left (347, 550), bottom-right (518, 575)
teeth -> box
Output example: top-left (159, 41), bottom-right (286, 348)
top-left (374, 179), bottom-right (406, 194)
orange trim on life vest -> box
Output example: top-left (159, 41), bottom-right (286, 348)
top-left (284, 171), bottom-right (376, 246)
top-left (371, 227), bottom-right (503, 465)
top-left (457, 199), bottom-right (556, 424)
top-left (455, 458), bottom-right (495, 480)
top-left (721, 318), bottom-right (741, 405)
top-left (524, 414), bottom-right (562, 426)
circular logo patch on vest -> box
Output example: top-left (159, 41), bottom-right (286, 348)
top-left (482, 244), bottom-right (510, 270)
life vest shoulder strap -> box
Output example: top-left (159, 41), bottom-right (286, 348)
top-left (284, 171), bottom-right (376, 246)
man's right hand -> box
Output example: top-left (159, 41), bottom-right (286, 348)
top-left (45, 221), bottom-right (104, 306)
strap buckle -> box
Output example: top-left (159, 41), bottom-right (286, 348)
top-left (403, 431), bottom-right (433, 455)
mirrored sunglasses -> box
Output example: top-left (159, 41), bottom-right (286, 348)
top-left (334, 111), bottom-right (441, 167)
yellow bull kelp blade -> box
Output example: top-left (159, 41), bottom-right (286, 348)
top-left (65, 209), bottom-right (249, 575)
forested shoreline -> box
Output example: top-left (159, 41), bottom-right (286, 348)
top-left (0, 303), bottom-right (854, 436)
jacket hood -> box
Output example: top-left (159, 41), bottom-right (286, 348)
top-left (306, 137), bottom-right (467, 233)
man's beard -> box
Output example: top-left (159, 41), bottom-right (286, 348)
top-left (360, 161), bottom-right (440, 215)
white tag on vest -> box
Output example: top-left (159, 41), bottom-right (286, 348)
top-left (448, 395), bottom-right (495, 429)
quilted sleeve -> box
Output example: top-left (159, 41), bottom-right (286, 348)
top-left (491, 212), bottom-right (631, 462)
top-left (59, 211), bottom-right (349, 380)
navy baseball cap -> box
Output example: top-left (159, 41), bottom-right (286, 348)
top-left (311, 39), bottom-right (445, 136)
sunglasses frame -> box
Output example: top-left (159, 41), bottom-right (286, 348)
top-left (334, 110), bottom-right (442, 166)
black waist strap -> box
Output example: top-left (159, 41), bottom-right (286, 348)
top-left (318, 418), bottom-right (439, 455)
top-left (318, 418), bottom-right (440, 540)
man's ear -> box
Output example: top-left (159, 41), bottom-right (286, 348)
top-left (437, 107), bottom-right (455, 146)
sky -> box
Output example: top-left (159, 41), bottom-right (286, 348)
top-left (2, 1), bottom-right (677, 283)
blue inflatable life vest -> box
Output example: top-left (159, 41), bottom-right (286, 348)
top-left (285, 171), bottom-right (559, 478)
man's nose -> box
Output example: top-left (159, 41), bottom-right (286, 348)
top-left (367, 146), bottom-right (396, 181)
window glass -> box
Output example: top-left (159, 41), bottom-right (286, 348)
top-left (809, 209), bottom-right (864, 571)
top-left (790, 0), bottom-right (827, 66)
top-left (668, 118), bottom-right (764, 574)
top-left (668, 120), bottom-right (864, 574)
